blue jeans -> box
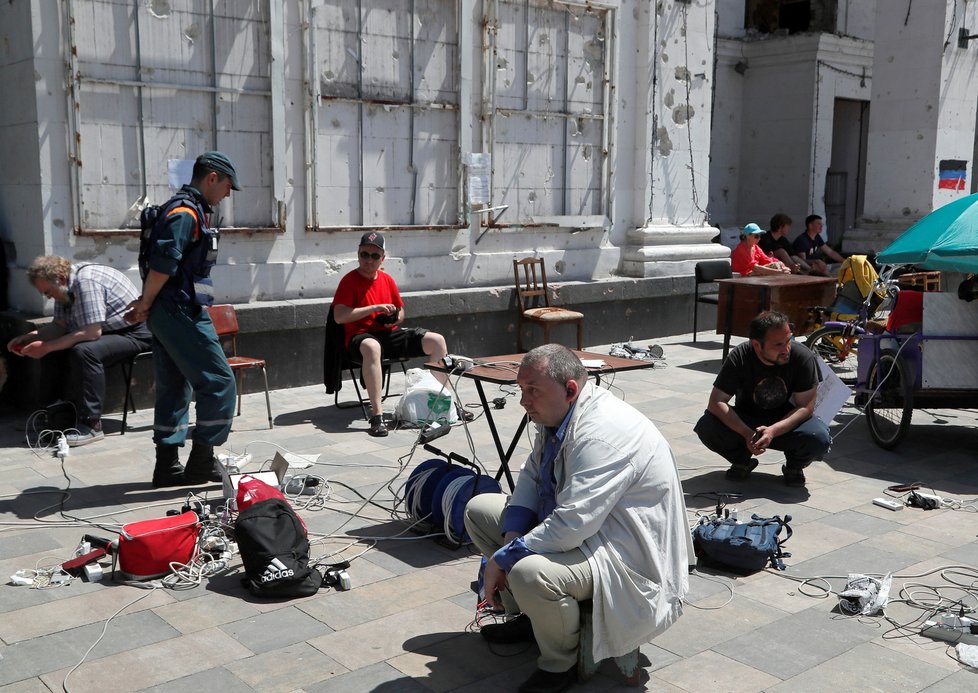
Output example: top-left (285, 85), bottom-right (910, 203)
top-left (694, 410), bottom-right (831, 470)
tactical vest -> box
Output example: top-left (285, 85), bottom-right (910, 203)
top-left (138, 191), bottom-right (219, 306)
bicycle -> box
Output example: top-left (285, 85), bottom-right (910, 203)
top-left (805, 268), bottom-right (898, 384)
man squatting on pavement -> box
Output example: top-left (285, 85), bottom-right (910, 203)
top-left (465, 344), bottom-right (690, 693)
top-left (125, 151), bottom-right (239, 488)
top-left (694, 310), bottom-right (832, 487)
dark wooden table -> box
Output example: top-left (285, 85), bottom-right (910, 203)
top-left (426, 350), bottom-right (656, 489)
top-left (717, 275), bottom-right (836, 358)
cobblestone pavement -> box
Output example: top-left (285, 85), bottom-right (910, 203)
top-left (1, 333), bottom-right (976, 691)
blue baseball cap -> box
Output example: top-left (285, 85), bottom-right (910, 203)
top-left (196, 151), bottom-right (241, 190)
top-left (743, 222), bottom-right (766, 235)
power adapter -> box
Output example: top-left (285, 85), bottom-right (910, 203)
top-left (443, 354), bottom-right (475, 371)
top-left (492, 397), bottom-right (506, 410)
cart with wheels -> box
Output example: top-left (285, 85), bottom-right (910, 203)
top-left (854, 292), bottom-right (978, 450)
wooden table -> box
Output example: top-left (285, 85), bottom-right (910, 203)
top-left (717, 275), bottom-right (836, 358)
top-left (426, 350), bottom-right (656, 490)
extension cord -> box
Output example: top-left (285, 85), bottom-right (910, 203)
top-left (57, 436), bottom-right (69, 458)
top-left (418, 420), bottom-right (450, 444)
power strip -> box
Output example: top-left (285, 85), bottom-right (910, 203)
top-left (872, 497), bottom-right (903, 511)
top-left (921, 619), bottom-right (978, 646)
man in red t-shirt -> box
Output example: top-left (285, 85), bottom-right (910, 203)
top-left (333, 232), bottom-right (449, 436)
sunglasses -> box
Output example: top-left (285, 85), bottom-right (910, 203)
top-left (359, 251), bottom-right (383, 260)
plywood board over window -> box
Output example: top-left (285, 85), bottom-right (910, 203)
top-left (483, 0), bottom-right (613, 230)
top-left (308, 0), bottom-right (462, 230)
top-left (65, 0), bottom-right (281, 234)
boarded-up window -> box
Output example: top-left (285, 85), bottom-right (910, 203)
top-left (69, 0), bottom-right (273, 231)
top-left (311, 0), bottom-right (460, 228)
top-left (486, 0), bottom-right (610, 224)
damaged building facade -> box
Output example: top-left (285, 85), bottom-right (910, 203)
top-left (1, 0), bottom-right (977, 398)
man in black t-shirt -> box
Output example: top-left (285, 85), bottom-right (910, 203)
top-left (759, 213), bottom-right (808, 274)
top-left (693, 311), bottom-right (831, 486)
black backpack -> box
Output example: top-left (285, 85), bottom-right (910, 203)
top-left (137, 192), bottom-right (219, 306)
top-left (234, 498), bottom-right (323, 597)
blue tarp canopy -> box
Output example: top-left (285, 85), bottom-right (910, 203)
top-left (877, 192), bottom-right (978, 273)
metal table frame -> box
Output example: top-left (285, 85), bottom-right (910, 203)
top-left (426, 351), bottom-right (656, 490)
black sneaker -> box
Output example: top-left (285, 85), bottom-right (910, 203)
top-left (518, 666), bottom-right (576, 693)
top-left (368, 414), bottom-right (388, 437)
top-left (480, 613), bottom-right (534, 644)
top-left (725, 458), bottom-right (759, 480)
top-left (782, 465), bottom-right (807, 487)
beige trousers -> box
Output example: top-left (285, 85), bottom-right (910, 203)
top-left (464, 493), bottom-right (593, 672)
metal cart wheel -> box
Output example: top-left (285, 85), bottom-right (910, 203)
top-left (865, 349), bottom-right (913, 449)
top-left (806, 325), bottom-right (860, 383)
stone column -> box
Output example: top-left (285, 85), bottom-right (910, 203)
top-left (621, 0), bottom-right (728, 278)
top-left (848, 0), bottom-right (978, 253)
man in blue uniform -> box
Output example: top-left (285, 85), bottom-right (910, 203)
top-left (125, 151), bottom-right (239, 488)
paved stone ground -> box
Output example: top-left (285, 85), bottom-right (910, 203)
top-left (1, 332), bottom-right (977, 692)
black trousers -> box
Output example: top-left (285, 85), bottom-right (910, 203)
top-left (62, 324), bottom-right (153, 425)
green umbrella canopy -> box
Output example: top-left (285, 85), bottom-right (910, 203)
top-left (878, 192), bottom-right (978, 273)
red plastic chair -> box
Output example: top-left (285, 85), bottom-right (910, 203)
top-left (206, 304), bottom-right (273, 429)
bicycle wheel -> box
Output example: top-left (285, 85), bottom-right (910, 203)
top-left (865, 350), bottom-right (913, 449)
top-left (806, 325), bottom-right (860, 383)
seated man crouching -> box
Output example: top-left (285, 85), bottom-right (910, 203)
top-left (693, 310), bottom-right (831, 487)
top-left (465, 344), bottom-right (689, 693)
top-left (7, 256), bottom-right (152, 445)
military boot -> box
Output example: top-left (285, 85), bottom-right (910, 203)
top-left (152, 444), bottom-right (186, 488)
top-left (184, 442), bottom-right (223, 484)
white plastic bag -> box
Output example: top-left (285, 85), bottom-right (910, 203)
top-left (394, 369), bottom-right (457, 425)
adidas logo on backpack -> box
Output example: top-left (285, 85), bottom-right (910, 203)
top-left (260, 557), bottom-right (295, 583)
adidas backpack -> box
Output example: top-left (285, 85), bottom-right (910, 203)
top-left (235, 497), bottom-right (323, 597)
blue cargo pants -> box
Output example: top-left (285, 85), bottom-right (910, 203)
top-left (147, 297), bottom-right (235, 446)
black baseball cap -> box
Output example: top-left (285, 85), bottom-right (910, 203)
top-left (197, 151), bottom-right (241, 190)
top-left (359, 231), bottom-right (385, 250)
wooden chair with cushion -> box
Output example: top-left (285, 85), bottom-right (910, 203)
top-left (693, 260), bottom-right (732, 343)
top-left (206, 304), bottom-right (273, 429)
top-left (513, 257), bottom-right (584, 352)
